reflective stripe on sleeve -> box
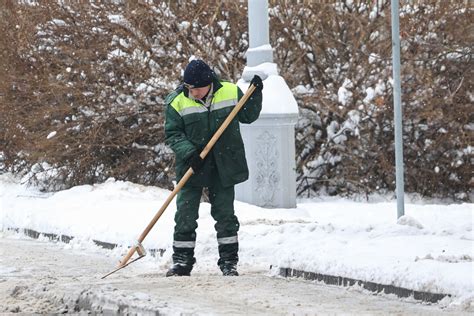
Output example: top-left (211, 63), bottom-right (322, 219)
top-left (217, 236), bottom-right (238, 245)
top-left (173, 240), bottom-right (196, 248)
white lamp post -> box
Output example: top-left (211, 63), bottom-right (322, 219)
top-left (236, 0), bottom-right (298, 208)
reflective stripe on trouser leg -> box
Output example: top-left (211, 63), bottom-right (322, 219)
top-left (173, 184), bottom-right (202, 266)
top-left (217, 236), bottom-right (238, 245)
top-left (173, 240), bottom-right (196, 248)
top-left (209, 181), bottom-right (239, 267)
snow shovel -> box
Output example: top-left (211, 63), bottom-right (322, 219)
top-left (101, 84), bottom-right (257, 279)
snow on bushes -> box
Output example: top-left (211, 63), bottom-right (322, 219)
top-left (0, 1), bottom-right (471, 200)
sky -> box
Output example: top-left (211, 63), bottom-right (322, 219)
top-left (1, 172), bottom-right (472, 311)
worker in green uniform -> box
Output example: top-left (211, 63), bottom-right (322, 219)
top-left (164, 59), bottom-right (263, 276)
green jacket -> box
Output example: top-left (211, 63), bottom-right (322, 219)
top-left (165, 76), bottom-right (262, 187)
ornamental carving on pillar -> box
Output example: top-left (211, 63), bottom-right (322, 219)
top-left (254, 131), bottom-right (280, 207)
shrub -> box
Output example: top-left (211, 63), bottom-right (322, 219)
top-left (0, 1), bottom-right (471, 200)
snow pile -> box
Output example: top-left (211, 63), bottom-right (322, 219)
top-left (1, 173), bottom-right (472, 308)
top-left (238, 65), bottom-right (299, 115)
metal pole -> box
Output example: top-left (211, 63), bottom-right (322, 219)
top-left (247, 0), bottom-right (273, 67)
top-left (391, 0), bottom-right (405, 218)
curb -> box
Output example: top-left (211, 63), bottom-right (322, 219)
top-left (5, 227), bottom-right (166, 257)
top-left (279, 267), bottom-right (450, 304)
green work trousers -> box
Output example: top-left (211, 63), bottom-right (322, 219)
top-left (172, 178), bottom-right (240, 269)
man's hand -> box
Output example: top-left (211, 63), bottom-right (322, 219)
top-left (250, 75), bottom-right (263, 91)
top-left (187, 152), bottom-right (205, 173)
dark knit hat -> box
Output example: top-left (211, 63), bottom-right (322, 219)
top-left (183, 60), bottom-right (213, 88)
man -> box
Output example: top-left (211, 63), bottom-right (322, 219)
top-left (164, 59), bottom-right (263, 276)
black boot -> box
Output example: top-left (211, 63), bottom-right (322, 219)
top-left (166, 264), bottom-right (192, 277)
top-left (220, 264), bottom-right (239, 276)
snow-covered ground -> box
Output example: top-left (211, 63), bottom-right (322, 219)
top-left (1, 173), bottom-right (473, 312)
top-left (4, 237), bottom-right (466, 315)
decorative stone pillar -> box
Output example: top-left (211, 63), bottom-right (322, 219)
top-left (235, 0), bottom-right (298, 208)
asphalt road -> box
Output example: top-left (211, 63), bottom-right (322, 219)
top-left (0, 235), bottom-right (467, 315)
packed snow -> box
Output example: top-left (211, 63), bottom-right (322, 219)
top-left (4, 237), bottom-right (461, 315)
top-left (0, 173), bottom-right (472, 310)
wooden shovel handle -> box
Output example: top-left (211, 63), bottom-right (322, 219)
top-left (116, 84), bottom-right (257, 269)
